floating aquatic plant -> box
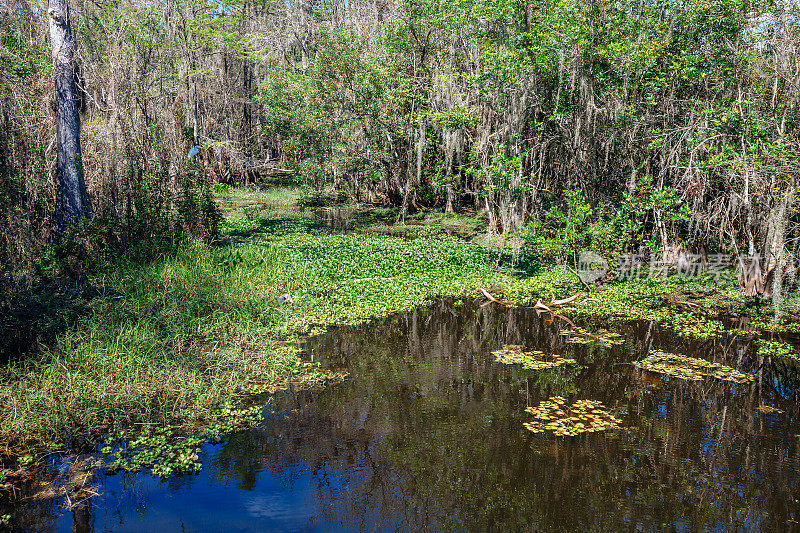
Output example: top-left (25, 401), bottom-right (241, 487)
top-left (492, 345), bottom-right (576, 370)
top-left (664, 313), bottom-right (725, 341)
top-left (755, 339), bottom-right (800, 362)
top-left (634, 350), bottom-right (754, 384)
top-left (756, 405), bottom-right (784, 414)
top-left (523, 396), bottom-right (623, 437)
top-left (559, 327), bottom-right (624, 347)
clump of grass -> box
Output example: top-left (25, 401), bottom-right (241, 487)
top-left (0, 241), bottom-right (306, 452)
top-left (215, 184), bottom-right (307, 222)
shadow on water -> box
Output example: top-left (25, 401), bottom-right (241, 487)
top-left (12, 299), bottom-right (800, 531)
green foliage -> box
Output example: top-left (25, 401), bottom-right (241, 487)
top-left (520, 189), bottom-right (599, 263)
top-left (619, 176), bottom-right (691, 253)
top-left (0, 34), bottom-right (46, 79)
top-left (105, 427), bottom-right (204, 478)
top-left (634, 350), bottom-right (754, 384)
top-left (663, 313), bottom-right (726, 341)
top-left (756, 339), bottom-right (800, 361)
top-left (564, 274), bottom-right (742, 326)
top-left (258, 27), bottom-right (391, 192)
top-left (249, 0), bottom-right (798, 272)
top-left (521, 176), bottom-right (691, 264)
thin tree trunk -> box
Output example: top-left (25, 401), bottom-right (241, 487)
top-left (48, 0), bottom-right (91, 233)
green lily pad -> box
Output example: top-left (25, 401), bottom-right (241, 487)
top-left (492, 345), bottom-right (576, 370)
top-left (524, 396), bottom-right (623, 437)
top-left (634, 350), bottom-right (754, 384)
top-left (560, 327), bottom-right (625, 347)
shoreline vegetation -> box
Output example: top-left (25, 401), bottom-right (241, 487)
top-left (2, 0), bottom-right (800, 525)
top-left (0, 184), bottom-right (799, 508)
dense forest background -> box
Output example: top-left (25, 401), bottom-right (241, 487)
top-left (1, 0), bottom-right (799, 294)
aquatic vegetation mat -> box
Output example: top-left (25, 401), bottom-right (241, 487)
top-left (524, 396), bottom-right (623, 437)
top-left (756, 339), bottom-right (800, 362)
top-left (634, 350), bottom-right (754, 384)
top-left (492, 345), bottom-right (576, 370)
top-left (559, 327), bottom-right (624, 347)
top-left (756, 405), bottom-right (784, 414)
top-left (664, 313), bottom-right (725, 340)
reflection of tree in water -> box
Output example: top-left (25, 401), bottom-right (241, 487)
top-left (206, 300), bottom-right (800, 530)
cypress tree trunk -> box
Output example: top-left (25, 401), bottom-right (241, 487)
top-left (48, 0), bottom-right (91, 233)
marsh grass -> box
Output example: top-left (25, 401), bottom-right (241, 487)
top-left (0, 186), bottom-right (577, 468)
top-left (0, 241), bottom-right (303, 452)
top-left (1, 184), bottom-right (796, 478)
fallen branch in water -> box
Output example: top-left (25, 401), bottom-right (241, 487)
top-left (533, 292), bottom-right (584, 313)
top-left (480, 289), bottom-right (584, 314)
top-left (479, 288), bottom-right (503, 304)
top-left (551, 292), bottom-right (582, 306)
top-left (554, 314), bottom-right (577, 328)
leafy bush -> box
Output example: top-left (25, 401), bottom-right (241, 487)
top-left (521, 178), bottom-right (690, 266)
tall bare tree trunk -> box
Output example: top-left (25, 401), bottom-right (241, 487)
top-left (767, 190), bottom-right (792, 322)
top-left (48, 0), bottom-right (91, 233)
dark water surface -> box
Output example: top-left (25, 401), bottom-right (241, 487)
top-left (20, 300), bottom-right (800, 531)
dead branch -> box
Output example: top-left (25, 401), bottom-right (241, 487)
top-left (480, 289), bottom-right (584, 314)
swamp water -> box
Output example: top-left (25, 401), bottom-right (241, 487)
top-left (13, 300), bottom-right (800, 531)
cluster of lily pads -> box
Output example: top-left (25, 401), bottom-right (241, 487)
top-left (634, 350), bottom-right (754, 384)
top-left (664, 313), bottom-right (726, 340)
top-left (559, 327), bottom-right (625, 347)
top-left (523, 396), bottom-right (623, 437)
top-left (492, 345), bottom-right (577, 370)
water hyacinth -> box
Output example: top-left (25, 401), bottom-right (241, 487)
top-left (559, 327), bottom-right (625, 347)
top-left (523, 396), bottom-right (623, 437)
top-left (634, 350), bottom-right (754, 384)
top-left (755, 339), bottom-right (800, 361)
top-left (492, 345), bottom-right (577, 370)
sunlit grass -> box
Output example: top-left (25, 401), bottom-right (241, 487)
top-left (0, 186), bottom-right (575, 456)
top-left (0, 184), bottom-right (786, 463)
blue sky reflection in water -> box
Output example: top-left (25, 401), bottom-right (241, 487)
top-left (35, 299), bottom-right (800, 531)
top-left (57, 459), bottom-right (368, 532)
